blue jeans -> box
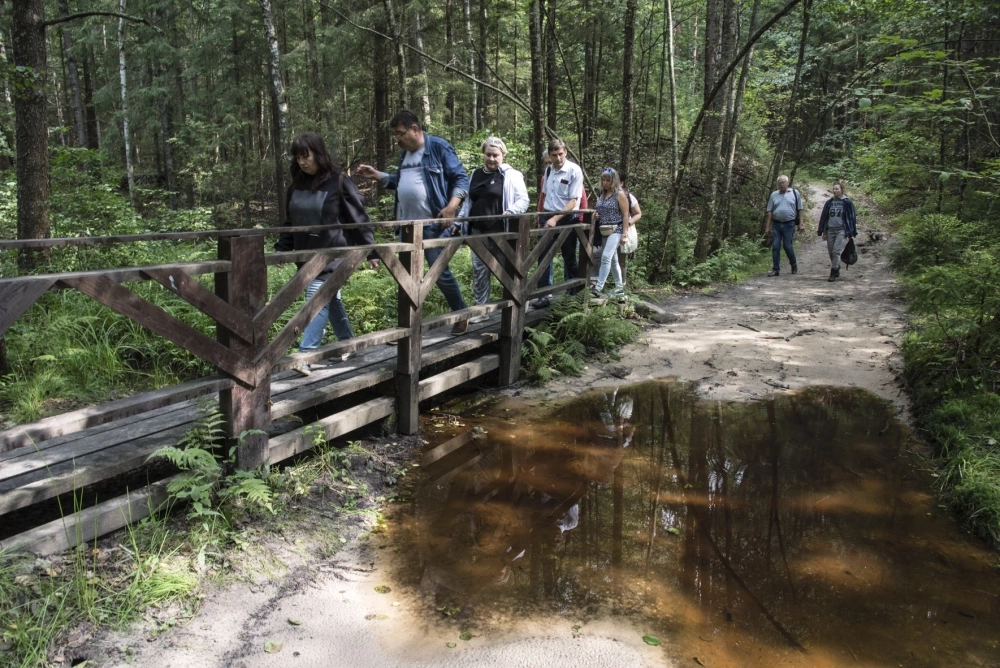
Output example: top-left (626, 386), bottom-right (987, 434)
top-left (423, 224), bottom-right (468, 311)
top-left (771, 221), bottom-right (798, 272)
top-left (536, 216), bottom-right (579, 290)
top-left (300, 279), bottom-right (353, 352)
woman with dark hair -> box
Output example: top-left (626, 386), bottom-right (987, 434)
top-left (275, 132), bottom-right (379, 376)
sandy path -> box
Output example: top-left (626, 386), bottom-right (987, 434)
top-left (96, 184), bottom-right (907, 668)
top-left (528, 183), bottom-right (909, 417)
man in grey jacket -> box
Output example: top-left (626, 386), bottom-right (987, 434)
top-left (764, 175), bottom-right (803, 277)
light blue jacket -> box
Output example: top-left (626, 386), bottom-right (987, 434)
top-left (379, 134), bottom-right (469, 228)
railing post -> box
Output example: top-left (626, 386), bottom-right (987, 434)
top-left (216, 235), bottom-right (271, 469)
top-left (396, 223), bottom-right (423, 434)
top-left (499, 216), bottom-right (530, 385)
top-left (578, 210), bottom-right (594, 283)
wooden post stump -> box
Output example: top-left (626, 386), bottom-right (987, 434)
top-left (396, 223), bottom-right (423, 434)
top-left (216, 235), bottom-right (271, 469)
top-left (500, 216), bottom-right (530, 385)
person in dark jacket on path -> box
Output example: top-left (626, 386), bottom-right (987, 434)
top-left (357, 110), bottom-right (471, 335)
top-left (274, 132), bottom-right (379, 376)
top-left (817, 181), bottom-right (858, 282)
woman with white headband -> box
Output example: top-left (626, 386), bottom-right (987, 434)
top-left (459, 137), bottom-right (529, 322)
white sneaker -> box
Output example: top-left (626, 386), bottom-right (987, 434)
top-left (469, 314), bottom-right (490, 324)
top-left (293, 364), bottom-right (311, 377)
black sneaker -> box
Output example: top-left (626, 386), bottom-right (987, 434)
top-left (828, 269), bottom-right (837, 282)
top-left (767, 269), bottom-right (780, 277)
top-left (791, 265), bottom-right (798, 275)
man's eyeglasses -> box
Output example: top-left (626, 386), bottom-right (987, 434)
top-left (391, 129), bottom-right (409, 139)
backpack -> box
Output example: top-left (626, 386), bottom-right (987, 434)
top-left (792, 188), bottom-right (801, 223)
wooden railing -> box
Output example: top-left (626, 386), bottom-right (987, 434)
top-left (0, 212), bottom-right (595, 467)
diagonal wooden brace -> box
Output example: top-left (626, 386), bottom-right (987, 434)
top-left (0, 278), bottom-right (56, 337)
top-left (419, 238), bottom-right (465, 303)
top-left (376, 246), bottom-right (418, 305)
top-left (524, 228), bottom-right (572, 297)
top-left (143, 268), bottom-right (254, 344)
top-left (465, 238), bottom-right (519, 300)
top-left (62, 275), bottom-right (255, 385)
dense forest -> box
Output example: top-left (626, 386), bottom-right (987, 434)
top-left (0, 0), bottom-right (999, 538)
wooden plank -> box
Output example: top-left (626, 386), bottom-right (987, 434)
top-left (374, 246), bottom-right (418, 303)
top-left (62, 275), bottom-right (254, 385)
top-left (253, 251), bottom-right (331, 332)
top-left (0, 278), bottom-right (56, 337)
top-left (271, 367), bottom-right (396, 419)
top-left (418, 238), bottom-right (465, 303)
top-left (271, 327), bottom-right (408, 373)
top-left (0, 402), bottom-right (203, 483)
top-left (265, 243), bottom-right (414, 266)
top-left (267, 396), bottom-right (397, 464)
top-left (418, 354), bottom-right (500, 401)
top-left (465, 238), bottom-right (519, 297)
top-left (254, 249), bottom-right (368, 380)
top-left (0, 261), bottom-right (232, 288)
top-left (0, 421), bottom-right (192, 515)
top-left (421, 303), bottom-right (512, 333)
top-left (528, 278), bottom-right (587, 301)
top-left (422, 331), bottom-right (499, 366)
top-left (143, 268), bottom-right (253, 344)
top-left (484, 230), bottom-right (523, 277)
top-left (0, 375), bottom-right (229, 453)
top-left (0, 475), bottom-right (180, 557)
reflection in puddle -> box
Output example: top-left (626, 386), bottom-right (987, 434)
top-left (388, 381), bottom-right (1000, 667)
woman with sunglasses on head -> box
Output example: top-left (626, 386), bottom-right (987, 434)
top-left (591, 167), bottom-right (631, 298)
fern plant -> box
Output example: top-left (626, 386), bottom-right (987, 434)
top-left (149, 405), bottom-right (276, 529)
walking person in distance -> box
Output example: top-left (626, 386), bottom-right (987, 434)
top-left (764, 175), bottom-right (803, 277)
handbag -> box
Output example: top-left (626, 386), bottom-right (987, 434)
top-left (621, 225), bottom-right (639, 254)
top-left (841, 237), bottom-right (858, 267)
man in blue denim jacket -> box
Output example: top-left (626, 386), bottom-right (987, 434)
top-left (358, 110), bottom-right (471, 335)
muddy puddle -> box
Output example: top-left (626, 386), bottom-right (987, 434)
top-left (383, 380), bottom-right (1000, 667)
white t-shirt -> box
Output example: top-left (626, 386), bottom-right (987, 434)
top-left (541, 161), bottom-right (584, 213)
top-left (396, 148), bottom-right (433, 221)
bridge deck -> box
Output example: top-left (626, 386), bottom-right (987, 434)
top-left (0, 309), bottom-right (544, 554)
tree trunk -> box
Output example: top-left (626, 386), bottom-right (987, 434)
top-left (446, 0), bottom-right (456, 126)
top-left (768, 0), bottom-right (811, 192)
top-left (118, 0), bottom-right (135, 208)
top-left (462, 0), bottom-right (478, 131)
top-left (582, 0), bottom-right (595, 149)
top-left (717, 0), bottom-right (759, 243)
top-left (373, 19), bottom-right (391, 170)
top-left (11, 0), bottom-right (51, 270)
top-left (382, 0), bottom-right (407, 110)
top-left (57, 0), bottom-right (85, 148)
top-left (619, 0), bottom-right (638, 181)
top-left (544, 0), bottom-right (557, 131)
top-left (477, 0), bottom-right (490, 128)
top-left (413, 9), bottom-right (432, 128)
top-left (304, 0), bottom-right (321, 122)
top-left (83, 43), bottom-right (99, 149)
top-left (529, 0), bottom-right (545, 183)
top-left (260, 0), bottom-right (289, 224)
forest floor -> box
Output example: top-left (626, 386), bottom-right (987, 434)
top-left (90, 184), bottom-right (911, 668)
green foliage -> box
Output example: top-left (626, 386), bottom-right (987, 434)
top-left (671, 234), bottom-right (771, 287)
top-left (150, 406), bottom-right (277, 531)
top-left (892, 211), bottom-right (1000, 546)
top-left (522, 293), bottom-right (640, 384)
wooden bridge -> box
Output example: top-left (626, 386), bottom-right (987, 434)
top-left (0, 212), bottom-right (594, 555)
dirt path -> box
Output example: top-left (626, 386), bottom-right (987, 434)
top-left (527, 183), bottom-right (910, 417)
top-left (96, 184), bottom-right (909, 668)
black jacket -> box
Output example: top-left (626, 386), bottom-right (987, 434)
top-left (274, 172), bottom-right (377, 279)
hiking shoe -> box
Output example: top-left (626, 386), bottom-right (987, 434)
top-left (451, 320), bottom-right (468, 336)
top-left (469, 314), bottom-right (490, 324)
top-left (611, 288), bottom-right (626, 301)
top-left (590, 286), bottom-right (603, 298)
top-left (767, 269), bottom-right (780, 277)
top-left (791, 265), bottom-right (798, 275)
top-left (293, 364), bottom-right (311, 377)
top-left (531, 296), bottom-right (552, 309)
top-left (828, 268), bottom-right (837, 282)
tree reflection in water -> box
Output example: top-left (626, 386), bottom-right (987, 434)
top-left (389, 381), bottom-right (1000, 668)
